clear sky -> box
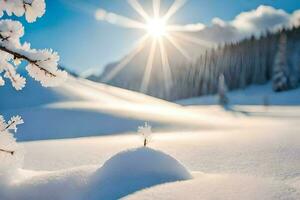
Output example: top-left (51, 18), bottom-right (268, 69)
top-left (18, 0), bottom-right (300, 74)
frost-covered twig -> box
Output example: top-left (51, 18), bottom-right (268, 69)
top-left (0, 115), bottom-right (22, 156)
top-left (0, 148), bottom-right (14, 155)
top-left (0, 115), bottom-right (24, 132)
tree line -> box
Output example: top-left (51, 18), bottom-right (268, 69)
top-left (166, 26), bottom-right (300, 100)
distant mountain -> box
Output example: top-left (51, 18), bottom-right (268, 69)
top-left (89, 26), bottom-right (300, 100)
top-left (59, 65), bottom-right (79, 77)
top-left (87, 37), bottom-right (210, 99)
top-left (86, 5), bottom-right (300, 100)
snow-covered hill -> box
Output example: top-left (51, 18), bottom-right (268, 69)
top-left (87, 38), bottom-right (209, 99)
top-left (1, 77), bottom-right (300, 141)
top-left (0, 76), bottom-right (217, 141)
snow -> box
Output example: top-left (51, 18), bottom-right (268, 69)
top-left (0, 78), bottom-right (300, 199)
top-left (5, 1), bottom-right (299, 199)
top-left (0, 166), bottom-right (96, 200)
top-left (1, 115), bottom-right (296, 200)
top-left (178, 83), bottom-right (300, 106)
top-left (124, 173), bottom-right (298, 200)
top-left (1, 76), bottom-right (221, 141)
top-left (0, 131), bottom-right (24, 182)
top-left (0, 147), bottom-right (191, 200)
top-left (86, 147), bottom-right (191, 200)
top-left (0, 115), bottom-right (24, 182)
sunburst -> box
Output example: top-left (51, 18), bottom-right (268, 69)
top-left (96, 0), bottom-right (210, 93)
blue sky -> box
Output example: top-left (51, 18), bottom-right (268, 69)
top-left (18, 0), bottom-right (300, 74)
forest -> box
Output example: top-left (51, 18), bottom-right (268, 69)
top-left (168, 26), bottom-right (300, 100)
top-left (99, 26), bottom-right (300, 101)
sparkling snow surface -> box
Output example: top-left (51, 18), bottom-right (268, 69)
top-left (0, 78), bottom-right (299, 199)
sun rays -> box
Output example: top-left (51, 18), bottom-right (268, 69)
top-left (96, 0), bottom-right (210, 93)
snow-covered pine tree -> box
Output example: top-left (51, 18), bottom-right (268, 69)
top-left (218, 74), bottom-right (229, 106)
top-left (0, 0), bottom-right (66, 176)
top-left (272, 34), bottom-right (290, 92)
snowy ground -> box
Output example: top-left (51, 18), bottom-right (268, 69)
top-left (178, 82), bottom-right (300, 106)
top-left (0, 78), bottom-right (299, 199)
top-left (1, 77), bottom-right (217, 141)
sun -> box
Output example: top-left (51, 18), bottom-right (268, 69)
top-left (146, 18), bottom-right (167, 38)
top-left (95, 0), bottom-right (210, 93)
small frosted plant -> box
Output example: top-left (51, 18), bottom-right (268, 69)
top-left (138, 122), bottom-right (152, 147)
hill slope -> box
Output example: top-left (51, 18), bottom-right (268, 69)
top-left (0, 75), bottom-right (216, 141)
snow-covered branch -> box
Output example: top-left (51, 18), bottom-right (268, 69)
top-left (0, 0), bottom-right (45, 23)
top-left (0, 115), bottom-right (24, 132)
top-left (0, 0), bottom-right (63, 168)
top-left (0, 148), bottom-right (14, 155)
top-left (0, 115), bottom-right (23, 155)
top-left (0, 43), bottom-right (67, 87)
top-left (0, 1), bottom-right (67, 90)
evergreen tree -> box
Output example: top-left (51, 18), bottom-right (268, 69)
top-left (218, 74), bottom-right (229, 106)
top-left (272, 34), bottom-right (290, 92)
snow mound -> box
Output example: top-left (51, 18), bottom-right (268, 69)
top-left (86, 147), bottom-right (192, 200)
top-left (0, 166), bottom-right (97, 200)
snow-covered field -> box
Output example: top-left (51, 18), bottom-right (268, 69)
top-left (178, 82), bottom-right (300, 106)
top-left (0, 78), bottom-right (299, 199)
top-left (1, 77), bottom-right (216, 141)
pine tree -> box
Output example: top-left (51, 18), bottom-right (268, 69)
top-left (218, 74), bottom-right (229, 106)
top-left (272, 34), bottom-right (290, 92)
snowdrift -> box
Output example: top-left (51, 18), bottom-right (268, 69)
top-left (0, 166), bottom-right (96, 200)
top-left (2, 120), bottom-right (298, 200)
top-left (125, 173), bottom-right (298, 200)
top-left (0, 148), bottom-right (191, 200)
top-left (86, 147), bottom-right (192, 200)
